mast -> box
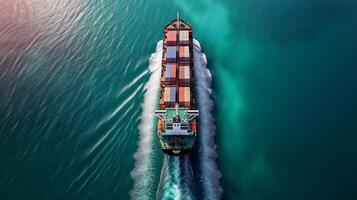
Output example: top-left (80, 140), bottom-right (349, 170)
top-left (176, 12), bottom-right (180, 105)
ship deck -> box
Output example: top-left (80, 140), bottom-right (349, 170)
top-left (159, 17), bottom-right (195, 110)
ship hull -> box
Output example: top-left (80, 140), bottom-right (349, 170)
top-left (162, 149), bottom-right (192, 156)
top-left (155, 16), bottom-right (198, 156)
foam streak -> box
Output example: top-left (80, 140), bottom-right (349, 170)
top-left (193, 39), bottom-right (223, 200)
top-left (130, 41), bottom-right (162, 199)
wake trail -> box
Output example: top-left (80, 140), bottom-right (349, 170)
top-left (193, 39), bottom-right (222, 200)
top-left (131, 39), bottom-right (222, 200)
top-left (156, 155), bottom-right (195, 200)
top-left (130, 41), bottom-right (162, 200)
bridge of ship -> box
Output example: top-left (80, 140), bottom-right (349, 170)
top-left (155, 108), bottom-right (198, 135)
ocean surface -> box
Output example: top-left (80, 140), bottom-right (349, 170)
top-left (1, 0), bottom-right (357, 199)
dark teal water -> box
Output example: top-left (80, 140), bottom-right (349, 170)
top-left (1, 0), bottom-right (357, 199)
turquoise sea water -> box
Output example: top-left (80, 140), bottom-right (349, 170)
top-left (1, 0), bottom-right (357, 199)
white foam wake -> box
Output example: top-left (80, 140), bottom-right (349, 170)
top-left (130, 41), bottom-right (163, 199)
top-left (156, 155), bottom-right (195, 200)
top-left (131, 39), bottom-right (222, 199)
top-left (157, 156), bottom-right (183, 200)
top-left (193, 39), bottom-right (223, 199)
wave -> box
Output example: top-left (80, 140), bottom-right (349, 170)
top-left (193, 39), bottom-right (222, 200)
top-left (130, 41), bottom-right (163, 200)
top-left (156, 155), bottom-right (195, 200)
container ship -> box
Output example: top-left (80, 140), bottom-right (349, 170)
top-left (154, 15), bottom-right (199, 156)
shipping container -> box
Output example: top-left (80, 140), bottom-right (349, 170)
top-left (179, 65), bottom-right (190, 84)
top-left (166, 46), bottom-right (177, 63)
top-left (179, 30), bottom-right (189, 41)
top-left (179, 46), bottom-right (190, 58)
top-left (178, 87), bottom-right (191, 104)
top-left (166, 30), bottom-right (177, 42)
top-left (165, 63), bottom-right (177, 82)
top-left (164, 86), bottom-right (176, 103)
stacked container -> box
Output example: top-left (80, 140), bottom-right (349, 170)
top-left (161, 20), bottom-right (194, 109)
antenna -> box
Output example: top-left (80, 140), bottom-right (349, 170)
top-left (177, 12), bottom-right (179, 26)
